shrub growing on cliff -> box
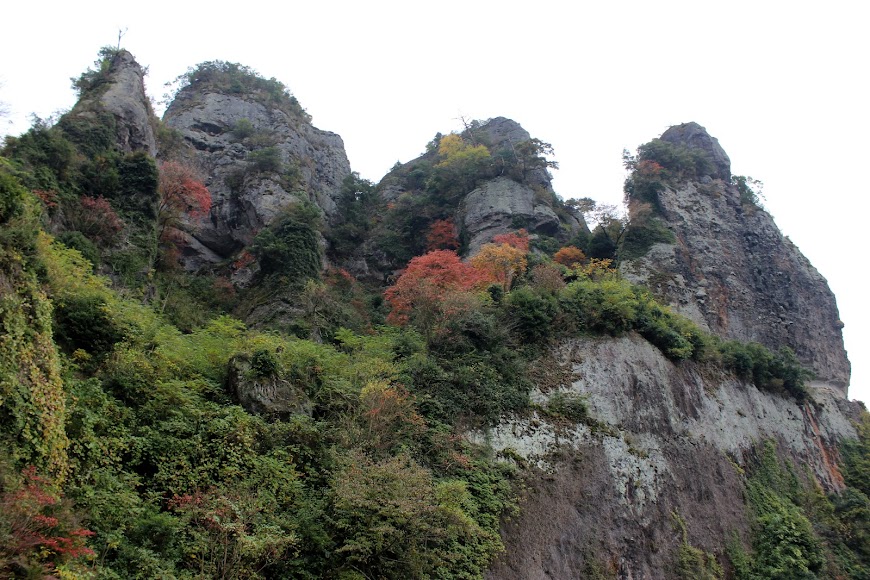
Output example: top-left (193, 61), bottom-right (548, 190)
top-left (250, 201), bottom-right (322, 282)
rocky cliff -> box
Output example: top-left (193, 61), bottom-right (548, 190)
top-left (478, 335), bottom-right (860, 579)
top-left (65, 49), bottom-right (157, 156)
top-left (621, 123), bottom-right (850, 397)
top-left (371, 117), bottom-right (586, 265)
top-left (163, 66), bottom-right (351, 270)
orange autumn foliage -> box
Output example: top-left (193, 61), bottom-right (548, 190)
top-left (471, 242), bottom-right (527, 292)
top-left (553, 245), bottom-right (586, 267)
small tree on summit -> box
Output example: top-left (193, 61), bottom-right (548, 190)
top-left (156, 161), bottom-right (211, 240)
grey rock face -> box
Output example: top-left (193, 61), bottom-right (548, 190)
top-left (164, 89), bottom-right (351, 269)
top-left (660, 121), bottom-right (731, 180)
top-left (68, 50), bottom-right (157, 155)
top-left (479, 335), bottom-right (860, 579)
top-left (622, 127), bottom-right (850, 395)
top-left (226, 354), bottom-right (311, 417)
top-left (461, 177), bottom-right (561, 254)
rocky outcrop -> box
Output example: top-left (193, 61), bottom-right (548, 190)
top-left (459, 118), bottom-right (585, 254)
top-left (621, 124), bottom-right (850, 396)
top-left (461, 177), bottom-right (562, 254)
top-left (67, 50), bottom-right (157, 155)
top-left (476, 335), bottom-right (860, 579)
top-left (163, 85), bottom-right (351, 270)
top-left (226, 354), bottom-right (311, 417)
top-left (659, 122), bottom-right (730, 181)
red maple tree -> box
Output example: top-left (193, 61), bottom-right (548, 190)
top-left (492, 228), bottom-right (530, 251)
top-left (425, 219), bottom-right (460, 251)
top-left (157, 161), bottom-right (211, 239)
top-left (384, 250), bottom-right (485, 327)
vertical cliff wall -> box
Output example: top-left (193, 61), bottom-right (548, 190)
top-left (620, 123), bottom-right (850, 396)
top-left (477, 336), bottom-right (860, 579)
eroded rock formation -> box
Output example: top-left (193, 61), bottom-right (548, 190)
top-left (163, 81), bottom-right (351, 269)
top-left (621, 124), bottom-right (850, 396)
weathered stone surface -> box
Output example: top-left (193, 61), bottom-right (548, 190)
top-left (622, 125), bottom-right (850, 396)
top-left (476, 335), bottom-right (860, 579)
top-left (660, 121), bottom-right (730, 180)
top-left (164, 89), bottom-right (351, 270)
top-left (226, 354), bottom-right (311, 417)
top-left (67, 50), bottom-right (157, 155)
top-left (461, 176), bottom-right (561, 254)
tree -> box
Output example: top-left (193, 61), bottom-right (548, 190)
top-left (471, 242), bottom-right (527, 292)
top-left (156, 161), bottom-right (211, 240)
top-left (492, 228), bottom-right (530, 252)
top-left (385, 250), bottom-right (484, 330)
top-left (425, 218), bottom-right (460, 251)
top-left (553, 246), bottom-right (586, 267)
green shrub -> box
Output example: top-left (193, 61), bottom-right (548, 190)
top-left (545, 392), bottom-right (589, 422)
top-left (621, 216), bottom-right (675, 259)
top-left (506, 286), bottom-right (558, 343)
top-left (231, 118), bottom-right (256, 140)
top-left (250, 201), bottom-right (322, 281)
top-left (53, 294), bottom-right (124, 355)
top-left (56, 231), bottom-right (99, 267)
top-left (637, 138), bottom-right (715, 180)
top-left (247, 146), bottom-right (283, 173)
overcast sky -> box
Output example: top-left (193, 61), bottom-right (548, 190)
top-left (2, 1), bottom-right (867, 403)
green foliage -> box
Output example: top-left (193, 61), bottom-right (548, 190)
top-left (328, 172), bottom-right (377, 259)
top-left (733, 175), bottom-right (765, 207)
top-left (53, 294), bottom-right (124, 356)
top-left (545, 391), bottom-right (589, 422)
top-left (57, 109), bottom-right (117, 157)
top-left (718, 341), bottom-right (810, 400)
top-left (71, 46), bottom-right (120, 96)
top-left (672, 512), bottom-right (723, 579)
top-left (620, 215), bottom-right (675, 259)
top-left (231, 117), bottom-right (256, 140)
top-left (247, 146), bottom-right (283, 173)
top-left (636, 138), bottom-right (715, 180)
top-left (733, 442), bottom-right (828, 579)
top-left (842, 411), bottom-right (870, 497)
top-left (56, 231), bottom-right (99, 268)
top-left (251, 201), bottom-right (322, 282)
top-left (171, 61), bottom-right (310, 121)
top-left (506, 286), bottom-right (558, 343)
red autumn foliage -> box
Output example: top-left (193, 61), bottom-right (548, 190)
top-left (158, 161), bottom-right (211, 220)
top-left (232, 250), bottom-right (255, 270)
top-left (73, 196), bottom-right (125, 245)
top-left (425, 219), bottom-right (460, 251)
top-left (384, 250), bottom-right (485, 326)
top-left (492, 228), bottom-right (530, 251)
top-left (637, 159), bottom-right (664, 177)
top-left (0, 466), bottom-right (95, 576)
top-left (33, 189), bottom-right (58, 209)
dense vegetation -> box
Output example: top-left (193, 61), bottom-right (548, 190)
top-left (0, 57), bottom-right (865, 578)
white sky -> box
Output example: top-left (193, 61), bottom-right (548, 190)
top-left (2, 1), bottom-right (867, 404)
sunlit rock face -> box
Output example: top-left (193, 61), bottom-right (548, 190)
top-left (621, 123), bottom-right (850, 396)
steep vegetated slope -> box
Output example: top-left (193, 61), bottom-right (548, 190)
top-left (0, 48), bottom-right (867, 579)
